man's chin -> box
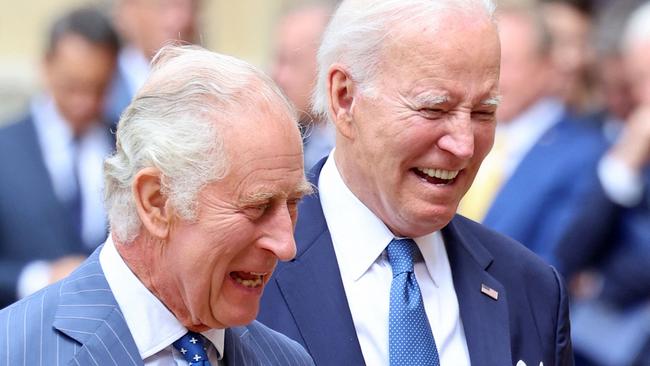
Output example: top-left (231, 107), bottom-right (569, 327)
top-left (208, 307), bottom-right (259, 329)
top-left (392, 209), bottom-right (456, 238)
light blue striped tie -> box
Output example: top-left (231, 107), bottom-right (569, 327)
top-left (387, 238), bottom-right (440, 366)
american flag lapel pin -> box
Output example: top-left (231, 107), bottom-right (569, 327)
top-left (481, 284), bottom-right (499, 300)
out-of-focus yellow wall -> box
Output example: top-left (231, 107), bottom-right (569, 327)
top-left (0, 0), bottom-right (97, 122)
top-left (0, 0), bottom-right (307, 124)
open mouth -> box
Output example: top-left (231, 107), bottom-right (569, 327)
top-left (412, 167), bottom-right (459, 185)
top-left (229, 271), bottom-right (267, 289)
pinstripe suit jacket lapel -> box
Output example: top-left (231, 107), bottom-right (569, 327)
top-left (224, 326), bottom-right (260, 365)
top-left (224, 321), bottom-right (315, 366)
top-left (52, 249), bottom-right (142, 365)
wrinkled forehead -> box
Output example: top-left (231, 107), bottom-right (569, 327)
top-left (381, 8), bottom-right (496, 55)
top-left (373, 13), bottom-right (500, 83)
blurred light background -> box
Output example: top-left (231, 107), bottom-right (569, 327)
top-left (0, 0), bottom-right (338, 125)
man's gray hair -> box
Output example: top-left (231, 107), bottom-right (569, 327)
top-left (622, 1), bottom-right (650, 53)
top-left (311, 0), bottom-right (497, 121)
top-left (104, 45), bottom-right (295, 243)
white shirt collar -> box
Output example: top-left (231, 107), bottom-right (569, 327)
top-left (319, 153), bottom-right (444, 285)
top-left (496, 97), bottom-right (566, 175)
top-left (118, 45), bottom-right (151, 95)
top-left (99, 236), bottom-right (225, 360)
top-left (31, 94), bottom-right (74, 147)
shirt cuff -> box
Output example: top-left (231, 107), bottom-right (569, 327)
top-left (17, 260), bottom-right (51, 299)
top-left (598, 154), bottom-right (644, 207)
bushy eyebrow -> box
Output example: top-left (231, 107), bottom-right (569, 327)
top-left (240, 179), bottom-right (314, 205)
top-left (295, 180), bottom-right (315, 197)
top-left (409, 93), bottom-right (501, 108)
top-left (480, 95), bottom-right (502, 107)
top-left (241, 191), bottom-right (274, 205)
top-left (411, 94), bottom-right (449, 106)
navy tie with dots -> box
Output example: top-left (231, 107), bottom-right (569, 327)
top-left (387, 238), bottom-right (440, 366)
top-left (172, 331), bottom-right (212, 366)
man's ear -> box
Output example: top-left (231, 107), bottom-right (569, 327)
top-left (327, 64), bottom-right (357, 139)
top-left (132, 167), bottom-right (172, 239)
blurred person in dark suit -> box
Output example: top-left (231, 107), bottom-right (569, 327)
top-left (556, 2), bottom-right (650, 365)
top-left (458, 0), bottom-right (606, 264)
top-left (271, 2), bottom-right (334, 171)
top-left (0, 7), bottom-right (118, 309)
top-left (105, 0), bottom-right (199, 123)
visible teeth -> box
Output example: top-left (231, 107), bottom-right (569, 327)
top-left (234, 275), bottom-right (263, 288)
top-left (417, 167), bottom-right (459, 180)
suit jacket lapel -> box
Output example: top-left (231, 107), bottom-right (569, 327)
top-left (21, 116), bottom-right (84, 252)
top-left (484, 119), bottom-right (567, 236)
top-left (443, 218), bottom-right (512, 365)
top-left (224, 326), bottom-right (260, 366)
top-left (272, 158), bottom-right (365, 365)
top-left (52, 249), bottom-right (142, 366)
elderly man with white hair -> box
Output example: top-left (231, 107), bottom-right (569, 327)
top-left (0, 45), bottom-right (314, 366)
top-left (258, 0), bottom-right (573, 365)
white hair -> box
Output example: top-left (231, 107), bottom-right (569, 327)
top-left (622, 1), bottom-right (650, 53)
top-left (311, 0), bottom-right (497, 121)
top-left (104, 45), bottom-right (295, 243)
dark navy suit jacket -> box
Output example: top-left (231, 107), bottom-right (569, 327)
top-left (258, 158), bottom-right (574, 366)
top-left (0, 115), bottom-right (112, 308)
top-left (557, 168), bottom-right (650, 307)
top-left (483, 116), bottom-right (606, 263)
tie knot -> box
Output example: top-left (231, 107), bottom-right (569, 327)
top-left (172, 331), bottom-right (211, 365)
top-left (387, 238), bottom-right (419, 276)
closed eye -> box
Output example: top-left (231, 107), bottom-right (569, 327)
top-left (243, 203), bottom-right (271, 220)
top-left (471, 110), bottom-right (496, 120)
top-left (419, 108), bottom-right (445, 119)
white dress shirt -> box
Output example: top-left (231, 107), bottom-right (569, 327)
top-left (598, 117), bottom-right (645, 207)
top-left (17, 95), bottom-right (112, 299)
top-left (100, 236), bottom-right (225, 365)
top-left (118, 46), bottom-right (151, 96)
top-left (31, 95), bottom-right (111, 247)
top-left (496, 97), bottom-right (565, 180)
top-left (319, 154), bottom-right (470, 365)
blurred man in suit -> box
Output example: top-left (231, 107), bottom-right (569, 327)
top-left (458, 0), bottom-right (605, 263)
top-left (271, 2), bottom-right (335, 170)
top-left (105, 0), bottom-right (199, 123)
top-left (258, 0), bottom-right (573, 365)
top-left (0, 7), bottom-right (118, 308)
top-left (556, 2), bottom-right (650, 365)
top-left (0, 45), bottom-right (314, 365)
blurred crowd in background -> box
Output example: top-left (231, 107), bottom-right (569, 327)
top-left (0, 0), bottom-right (648, 365)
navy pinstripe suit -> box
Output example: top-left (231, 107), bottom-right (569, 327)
top-left (0, 247), bottom-right (314, 366)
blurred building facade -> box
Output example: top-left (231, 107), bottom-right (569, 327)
top-left (0, 0), bottom-right (339, 125)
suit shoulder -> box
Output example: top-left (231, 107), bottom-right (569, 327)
top-left (562, 118), bottom-right (608, 151)
top-left (0, 116), bottom-right (35, 154)
top-left (243, 321), bottom-right (315, 365)
top-left (0, 281), bottom-right (63, 343)
top-left (0, 114), bottom-right (31, 136)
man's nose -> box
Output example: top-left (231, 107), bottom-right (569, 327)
top-left (437, 115), bottom-right (475, 160)
top-left (258, 205), bottom-right (297, 261)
